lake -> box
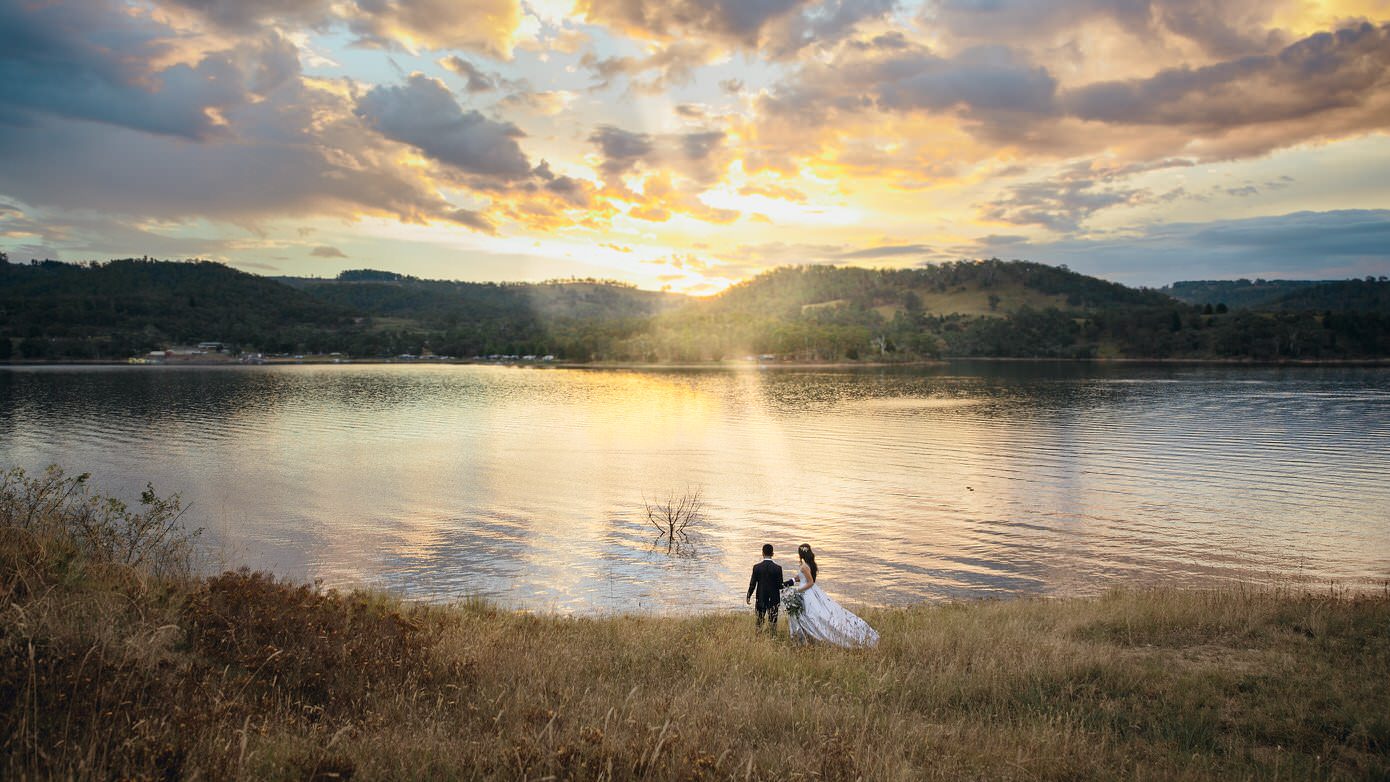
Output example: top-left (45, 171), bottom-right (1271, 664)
top-left (1, 362), bottom-right (1387, 612)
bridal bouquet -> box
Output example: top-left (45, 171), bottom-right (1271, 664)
top-left (780, 586), bottom-right (804, 618)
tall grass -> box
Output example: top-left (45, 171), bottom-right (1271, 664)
top-left (2, 465), bottom-right (1387, 779)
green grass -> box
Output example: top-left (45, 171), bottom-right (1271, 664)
top-left (3, 466), bottom-right (1388, 780)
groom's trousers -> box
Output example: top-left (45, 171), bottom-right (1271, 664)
top-left (756, 603), bottom-right (780, 630)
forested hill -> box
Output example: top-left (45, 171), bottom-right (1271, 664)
top-left (1164, 277), bottom-right (1390, 310)
top-left (0, 258), bottom-right (352, 358)
top-left (1164, 279), bottom-right (1321, 309)
top-left (2, 256), bottom-right (1388, 361)
top-left (704, 261), bottom-right (1172, 317)
top-left (279, 272), bottom-right (682, 322)
top-left (1265, 278), bottom-right (1390, 312)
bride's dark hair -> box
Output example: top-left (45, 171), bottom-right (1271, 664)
top-left (797, 543), bottom-right (818, 580)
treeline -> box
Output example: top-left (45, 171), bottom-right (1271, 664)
top-left (1165, 276), bottom-right (1390, 311)
top-left (2, 255), bottom-right (1388, 362)
top-left (0, 257), bottom-right (352, 359)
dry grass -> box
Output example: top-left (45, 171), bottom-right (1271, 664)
top-left (2, 467), bottom-right (1388, 780)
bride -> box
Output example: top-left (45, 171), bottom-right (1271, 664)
top-left (786, 544), bottom-right (879, 648)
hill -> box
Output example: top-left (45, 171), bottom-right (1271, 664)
top-left (1267, 278), bottom-right (1390, 312)
top-left (0, 258), bottom-right (352, 359)
top-left (613, 260), bottom-right (1183, 361)
top-left (3, 257), bottom-right (1388, 362)
top-left (1164, 279), bottom-right (1322, 309)
top-left (278, 271), bottom-right (684, 358)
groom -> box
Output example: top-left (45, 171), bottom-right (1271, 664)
top-left (746, 543), bottom-right (794, 632)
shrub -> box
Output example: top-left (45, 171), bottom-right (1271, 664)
top-left (0, 464), bottom-right (199, 580)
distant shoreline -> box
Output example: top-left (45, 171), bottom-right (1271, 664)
top-left (4, 356), bottom-right (1390, 369)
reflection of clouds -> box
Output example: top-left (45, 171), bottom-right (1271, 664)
top-left (3, 364), bottom-right (1388, 612)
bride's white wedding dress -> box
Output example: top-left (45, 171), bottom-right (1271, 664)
top-left (787, 574), bottom-right (879, 648)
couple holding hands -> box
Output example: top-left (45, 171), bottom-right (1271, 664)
top-left (746, 543), bottom-right (878, 648)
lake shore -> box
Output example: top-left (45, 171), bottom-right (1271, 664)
top-left (4, 355), bottom-right (1390, 368)
top-left (4, 512), bottom-right (1387, 779)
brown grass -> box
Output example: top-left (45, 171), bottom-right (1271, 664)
top-left (2, 466), bottom-right (1388, 780)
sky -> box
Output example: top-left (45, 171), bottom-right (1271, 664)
top-left (1, 0), bottom-right (1389, 293)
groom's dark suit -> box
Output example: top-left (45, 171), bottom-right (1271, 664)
top-left (747, 558), bottom-right (793, 629)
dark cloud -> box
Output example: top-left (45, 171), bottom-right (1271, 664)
top-left (587, 125), bottom-right (728, 185)
top-left (580, 0), bottom-right (805, 46)
top-left (965, 210), bottom-right (1390, 285)
top-left (580, 0), bottom-right (893, 55)
top-left (680, 131), bottom-right (726, 160)
top-left (981, 179), bottom-right (1145, 231)
top-left (444, 207), bottom-right (497, 233)
top-left (978, 158), bottom-right (1196, 231)
top-left (762, 22), bottom-right (1390, 160)
top-left (310, 245), bottom-right (347, 257)
top-left (355, 75), bottom-right (532, 180)
top-left (0, 0), bottom-right (287, 140)
top-left (836, 244), bottom-right (934, 259)
top-left (761, 40), bottom-right (1057, 129)
top-left (162, 0), bottom-right (524, 57)
top-left (1063, 23), bottom-right (1390, 130)
top-left (532, 160), bottom-right (596, 208)
top-left (927, 0), bottom-right (1289, 58)
top-left (162, 0), bottom-right (333, 31)
top-left (439, 56), bottom-right (495, 92)
top-left (588, 125), bottom-right (656, 179)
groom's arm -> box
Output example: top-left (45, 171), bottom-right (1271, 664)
top-left (747, 566), bottom-right (757, 603)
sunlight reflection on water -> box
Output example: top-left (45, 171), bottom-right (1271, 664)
top-left (1, 362), bottom-right (1387, 612)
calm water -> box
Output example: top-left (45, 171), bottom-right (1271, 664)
top-left (2, 363), bottom-right (1387, 612)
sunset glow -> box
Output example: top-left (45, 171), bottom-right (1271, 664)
top-left (2, 0), bottom-right (1389, 289)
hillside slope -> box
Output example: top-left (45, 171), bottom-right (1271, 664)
top-left (1164, 279), bottom-right (1322, 309)
top-left (4, 257), bottom-right (1388, 361)
top-left (0, 258), bottom-right (351, 358)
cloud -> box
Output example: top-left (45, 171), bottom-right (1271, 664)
top-left (355, 74), bottom-right (532, 180)
top-left (0, 6), bottom-right (488, 234)
top-left (498, 89), bottom-right (575, 115)
top-left (836, 243), bottom-right (934, 259)
top-left (310, 245), bottom-right (347, 257)
top-left (1062, 23), bottom-right (1390, 131)
top-left (966, 210), bottom-right (1390, 285)
top-left (587, 125), bottom-right (728, 186)
top-left (758, 21), bottom-right (1390, 168)
top-left (979, 158), bottom-right (1196, 231)
top-left (738, 182), bottom-right (808, 202)
top-left (439, 56), bottom-right (496, 92)
top-left (588, 125), bottom-right (656, 179)
top-left (926, 0), bottom-right (1292, 60)
top-left (579, 0), bottom-right (806, 47)
top-left (981, 181), bottom-right (1147, 232)
top-left (161, 0), bottom-right (333, 31)
top-left (579, 41), bottom-right (717, 93)
top-left (760, 39), bottom-right (1058, 130)
top-left (343, 0), bottom-right (525, 59)
top-left (0, 0), bottom-right (299, 140)
top-left (578, 0), bottom-right (894, 55)
top-left (163, 0), bottom-right (526, 58)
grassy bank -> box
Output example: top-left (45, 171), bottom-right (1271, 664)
top-left (3, 468), bottom-right (1387, 780)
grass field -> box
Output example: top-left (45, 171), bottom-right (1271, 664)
top-left (3, 466), bottom-right (1387, 780)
